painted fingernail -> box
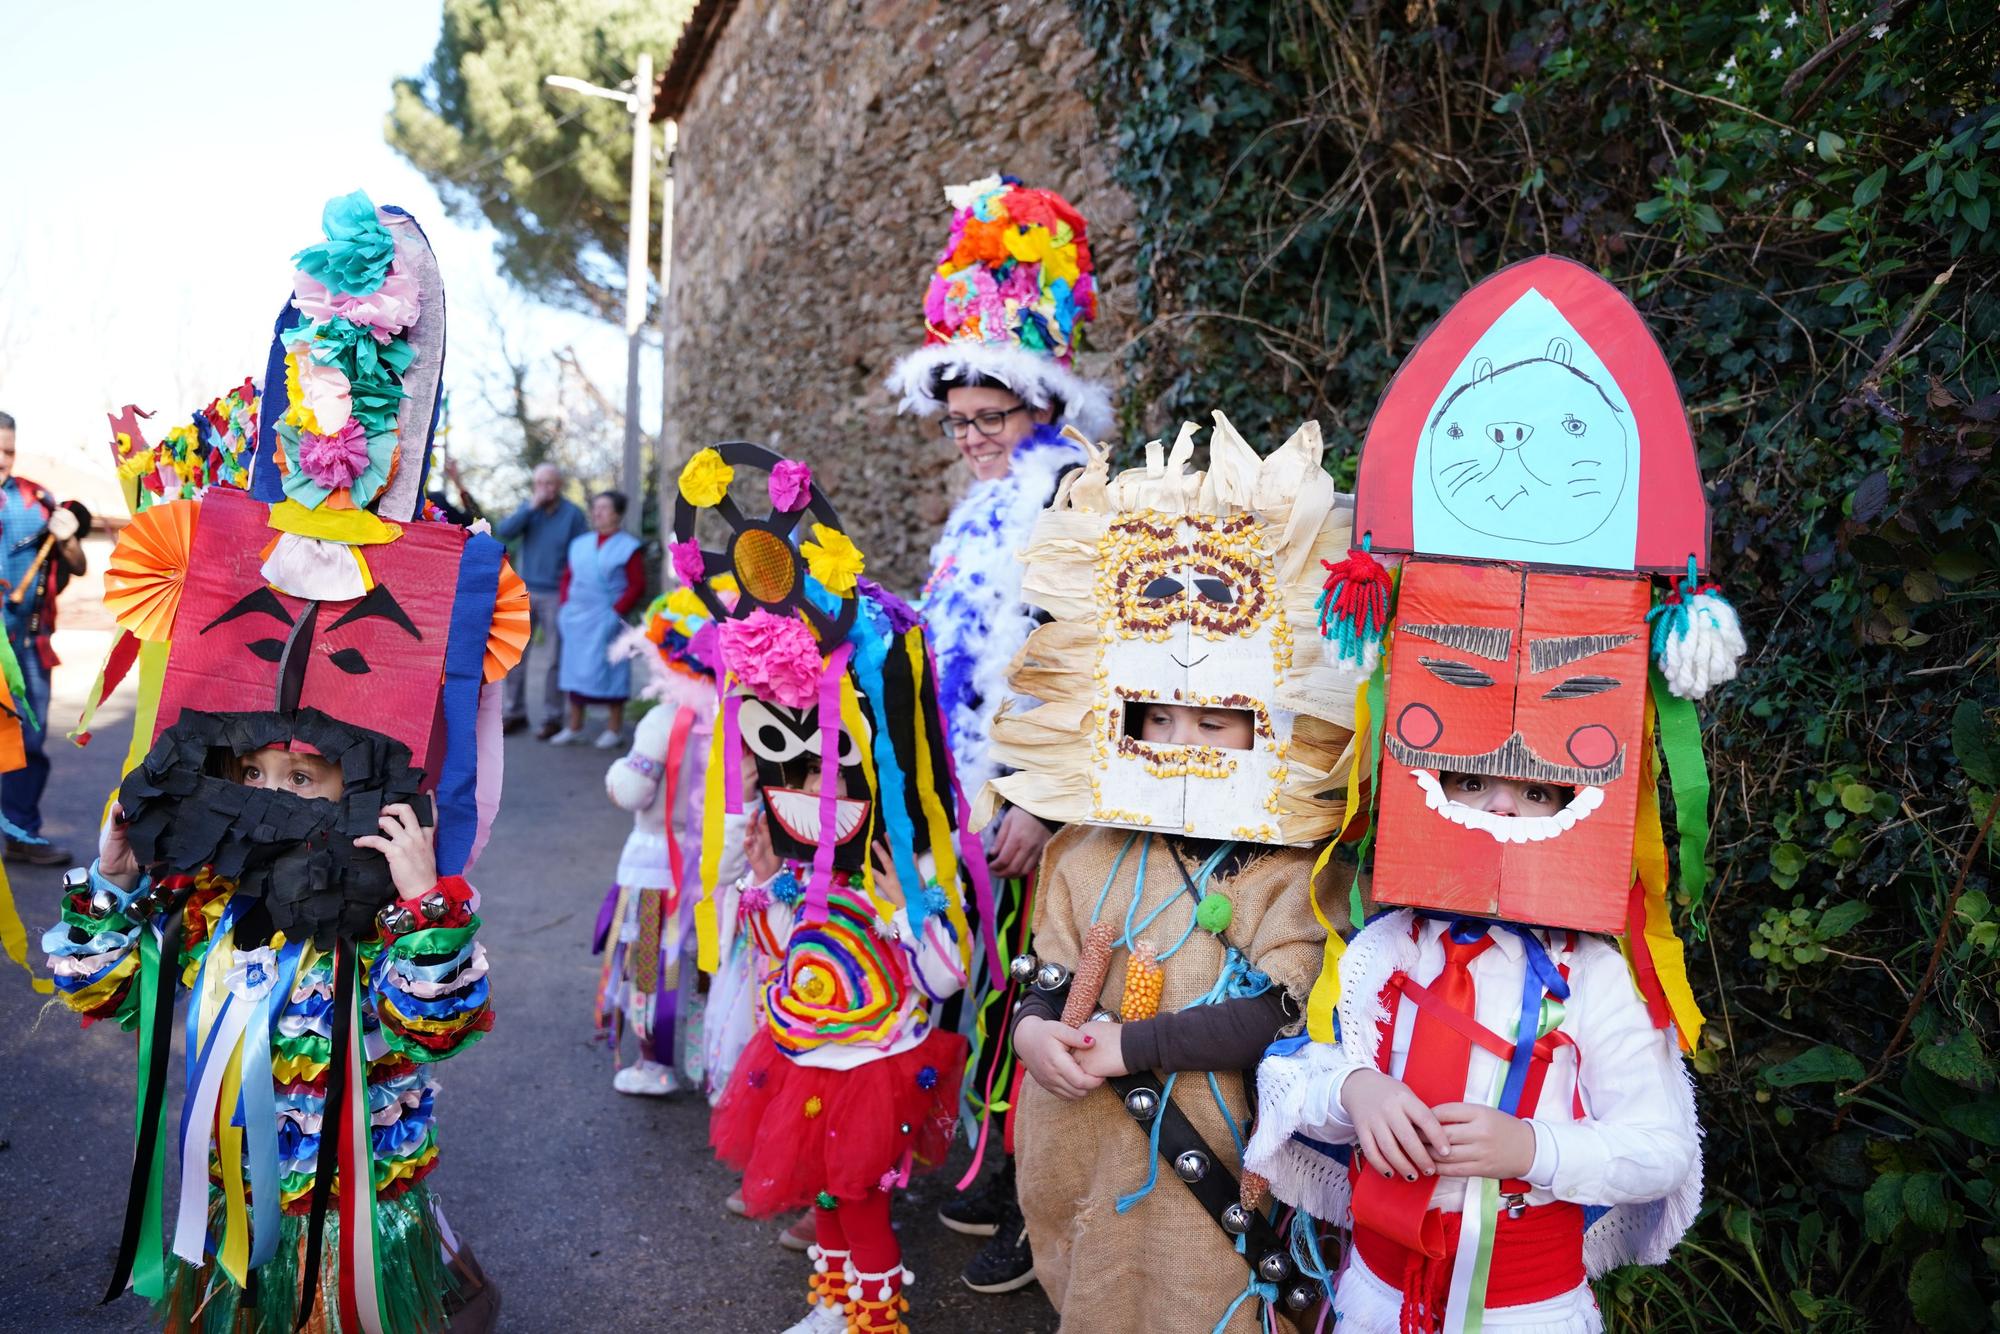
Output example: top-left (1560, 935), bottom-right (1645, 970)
top-left (1405, 1173), bottom-right (1417, 1181)
top-left (1381, 1167), bottom-right (1392, 1177)
top-left (1082, 1035), bottom-right (1095, 1046)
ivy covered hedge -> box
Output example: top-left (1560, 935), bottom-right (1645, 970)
top-left (1073, 1), bottom-right (2000, 1327)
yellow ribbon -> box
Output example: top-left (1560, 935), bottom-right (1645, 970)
top-left (1628, 691), bottom-right (1705, 1050)
top-left (215, 1037), bottom-right (250, 1285)
top-left (1302, 678), bottom-right (1375, 1041)
top-left (265, 498), bottom-right (401, 548)
top-left (834, 677), bottom-right (888, 918)
top-left (902, 630), bottom-right (961, 904)
top-left (695, 686), bottom-right (729, 972)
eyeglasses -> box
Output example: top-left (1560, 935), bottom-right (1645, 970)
top-left (939, 405), bottom-right (1028, 440)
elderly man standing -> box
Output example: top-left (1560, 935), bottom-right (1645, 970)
top-left (0, 411), bottom-right (87, 864)
top-left (496, 461), bottom-right (589, 738)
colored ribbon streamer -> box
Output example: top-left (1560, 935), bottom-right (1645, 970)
top-left (834, 675), bottom-right (886, 918)
top-left (172, 896), bottom-right (247, 1263)
top-left (241, 938), bottom-right (299, 1269)
top-left (104, 897), bottom-right (183, 1304)
top-left (336, 954), bottom-right (387, 1334)
top-left (1305, 653), bottom-right (1386, 1042)
top-left (662, 706), bottom-right (695, 898)
top-left (849, 612), bottom-right (925, 931)
top-left (903, 630), bottom-right (971, 967)
top-left (1649, 668), bottom-right (1713, 926)
top-left (695, 687), bottom-right (730, 972)
top-left (1629, 686), bottom-right (1705, 1049)
top-left (68, 627), bottom-right (140, 744)
top-left (923, 640), bottom-right (1000, 979)
top-left (437, 531), bottom-right (503, 876)
top-left (0, 861), bottom-right (51, 994)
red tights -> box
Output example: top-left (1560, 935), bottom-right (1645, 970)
top-left (816, 1188), bottom-right (897, 1277)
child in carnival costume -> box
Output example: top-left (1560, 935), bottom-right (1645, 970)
top-left (593, 587), bottom-right (752, 1096)
top-left (43, 191), bottom-right (527, 1333)
top-left (884, 172), bottom-right (1110, 1289)
top-left (673, 443), bottom-right (986, 1333)
top-left (982, 413), bottom-right (1360, 1332)
top-left (1246, 256), bottom-right (1747, 1332)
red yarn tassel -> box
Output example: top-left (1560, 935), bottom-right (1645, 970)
top-left (1317, 546), bottom-right (1393, 668)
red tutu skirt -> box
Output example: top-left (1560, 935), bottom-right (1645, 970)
top-left (710, 1026), bottom-right (968, 1215)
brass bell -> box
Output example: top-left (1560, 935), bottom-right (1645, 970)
top-left (1174, 1150), bottom-right (1209, 1183)
top-left (417, 889), bottom-right (449, 923)
top-left (377, 903), bottom-right (417, 935)
top-left (1257, 1251), bottom-right (1292, 1282)
top-left (1122, 1087), bottom-right (1160, 1120)
top-left (1008, 952), bottom-right (1039, 983)
top-left (1220, 1202), bottom-right (1253, 1235)
top-left (1034, 961), bottom-right (1071, 992)
top-left (1284, 1281), bottom-right (1318, 1312)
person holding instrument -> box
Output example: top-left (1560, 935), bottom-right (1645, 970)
top-left (0, 409), bottom-right (88, 865)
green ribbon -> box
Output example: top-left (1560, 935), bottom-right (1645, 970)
top-left (381, 917), bottom-right (481, 958)
top-left (0, 625), bottom-right (39, 733)
top-left (1348, 653), bottom-right (1389, 927)
top-left (1649, 668), bottom-right (1713, 936)
top-left (129, 930), bottom-right (168, 1301)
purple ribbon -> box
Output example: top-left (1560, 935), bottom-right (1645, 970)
top-left (801, 644), bottom-right (853, 925)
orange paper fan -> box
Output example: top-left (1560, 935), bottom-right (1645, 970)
top-left (103, 499), bottom-right (198, 642)
top-left (484, 558), bottom-right (531, 683)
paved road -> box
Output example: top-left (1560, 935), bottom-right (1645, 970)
top-left (0, 624), bottom-right (1058, 1331)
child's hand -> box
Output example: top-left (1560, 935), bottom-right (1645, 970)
top-left (745, 810), bottom-right (781, 883)
top-left (1073, 1019), bottom-right (1128, 1079)
top-left (354, 803), bottom-right (439, 901)
top-left (1340, 1068), bottom-right (1452, 1182)
top-left (1014, 1015), bottom-right (1105, 1100)
top-left (1429, 1103), bottom-right (1536, 1180)
top-left (869, 840), bottom-right (906, 911)
top-left (98, 802), bottom-right (141, 890)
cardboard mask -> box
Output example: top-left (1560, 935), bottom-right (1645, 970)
top-left (1371, 558), bottom-right (1649, 933)
top-left (986, 413), bottom-right (1357, 845)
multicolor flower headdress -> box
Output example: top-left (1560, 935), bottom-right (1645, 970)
top-left (884, 174), bottom-right (1113, 441)
top-left (105, 379), bottom-right (260, 515)
top-left (672, 443), bottom-right (996, 975)
top-left (1313, 254), bottom-right (1749, 1050)
top-left (982, 412), bottom-right (1360, 846)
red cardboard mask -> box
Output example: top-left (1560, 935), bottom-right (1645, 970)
top-left (1371, 557), bottom-right (1650, 933)
top-left (153, 487), bottom-right (465, 769)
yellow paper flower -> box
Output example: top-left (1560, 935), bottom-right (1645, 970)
top-left (663, 586), bottom-right (706, 622)
top-left (803, 1095), bottom-right (824, 1119)
top-left (281, 352), bottom-right (323, 436)
top-left (1043, 243), bottom-right (1081, 286)
top-left (678, 447), bottom-right (734, 507)
top-left (802, 523), bottom-right (865, 594)
top-left (1004, 223), bottom-right (1052, 265)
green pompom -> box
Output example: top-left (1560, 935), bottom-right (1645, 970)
top-left (816, 1190), bottom-right (839, 1210)
top-left (1196, 893), bottom-right (1233, 934)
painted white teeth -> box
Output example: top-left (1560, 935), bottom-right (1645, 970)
top-left (1409, 769), bottom-right (1603, 844)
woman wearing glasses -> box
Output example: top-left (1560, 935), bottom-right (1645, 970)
top-left (885, 173), bottom-right (1113, 1298)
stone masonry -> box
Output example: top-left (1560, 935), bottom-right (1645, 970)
top-left (660, 0), bottom-right (1134, 593)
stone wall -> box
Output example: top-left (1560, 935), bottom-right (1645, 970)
top-left (660, 0), bottom-right (1133, 593)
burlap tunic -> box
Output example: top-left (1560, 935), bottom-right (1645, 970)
top-left (1016, 823), bottom-right (1340, 1333)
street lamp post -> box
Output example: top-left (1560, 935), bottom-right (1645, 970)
top-left (545, 53), bottom-right (653, 536)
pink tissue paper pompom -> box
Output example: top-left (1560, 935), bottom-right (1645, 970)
top-left (298, 420), bottom-right (374, 490)
top-left (720, 608), bottom-right (823, 711)
top-left (669, 539), bottom-right (706, 586)
top-left (292, 267), bottom-right (423, 343)
top-left (767, 460), bottom-right (813, 512)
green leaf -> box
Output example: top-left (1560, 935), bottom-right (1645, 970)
top-left (1770, 842), bottom-right (1808, 876)
top-left (1692, 203), bottom-right (1725, 234)
top-left (1917, 1028), bottom-right (1992, 1084)
top-left (1839, 782), bottom-right (1876, 813)
top-left (1491, 90), bottom-right (1523, 115)
top-left (1942, 1098), bottom-right (2000, 1145)
top-left (1817, 131), bottom-right (1847, 163)
top-left (1862, 1172), bottom-right (1904, 1243)
top-left (1634, 196), bottom-right (1674, 224)
top-left (1902, 1172), bottom-right (1950, 1231)
top-left (1854, 166), bottom-right (1890, 206)
top-left (1965, 195), bottom-right (1991, 232)
top-left (1697, 167), bottom-right (1729, 191)
top-left (1817, 900), bottom-right (1870, 937)
top-left (1955, 168), bottom-right (1981, 199)
top-left (1909, 1248), bottom-right (1985, 1333)
top-left (1763, 1044), bottom-right (1863, 1087)
top-left (1953, 700), bottom-right (1999, 787)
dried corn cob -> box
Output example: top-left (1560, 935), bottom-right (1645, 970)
top-left (1240, 1169), bottom-right (1271, 1211)
top-left (1119, 939), bottom-right (1164, 1022)
top-left (1061, 920), bottom-right (1120, 1027)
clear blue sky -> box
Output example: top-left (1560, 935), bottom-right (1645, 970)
top-left (0, 0), bottom-right (631, 504)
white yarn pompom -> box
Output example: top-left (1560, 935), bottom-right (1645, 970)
top-left (1658, 587), bottom-right (1747, 700)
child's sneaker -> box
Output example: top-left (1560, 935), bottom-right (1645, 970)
top-left (778, 1213), bottom-right (817, 1251)
top-left (960, 1193), bottom-right (1035, 1293)
top-left (938, 1157), bottom-right (1014, 1237)
top-left (546, 727), bottom-right (582, 746)
top-left (611, 1060), bottom-right (679, 1097)
top-left (724, 1188), bottom-right (748, 1217)
top-left (592, 728), bottom-right (624, 749)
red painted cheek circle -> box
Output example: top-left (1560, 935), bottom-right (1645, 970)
top-left (1396, 703), bottom-right (1443, 750)
top-left (1567, 724), bottom-right (1619, 769)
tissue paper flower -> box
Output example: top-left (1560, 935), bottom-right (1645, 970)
top-left (768, 459), bottom-right (813, 512)
top-left (293, 355), bottom-right (353, 436)
top-left (297, 420), bottom-right (374, 490)
top-left (669, 538), bottom-right (706, 586)
top-left (293, 266), bottom-right (421, 342)
top-left (291, 190), bottom-right (397, 297)
top-left (802, 524), bottom-right (865, 595)
top-left (678, 448), bottom-right (733, 507)
top-left (720, 608), bottom-right (822, 710)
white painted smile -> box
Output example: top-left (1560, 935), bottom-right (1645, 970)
top-left (1409, 768), bottom-right (1603, 845)
top-left (766, 786), bottom-right (870, 845)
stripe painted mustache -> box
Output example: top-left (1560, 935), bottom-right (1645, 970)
top-left (1385, 729), bottom-right (1623, 787)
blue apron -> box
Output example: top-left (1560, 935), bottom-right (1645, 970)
top-left (558, 529), bottom-right (641, 699)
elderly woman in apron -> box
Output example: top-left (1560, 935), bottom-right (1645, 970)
top-left (554, 490), bottom-right (646, 748)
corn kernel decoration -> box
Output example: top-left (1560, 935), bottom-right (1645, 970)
top-left (1120, 940), bottom-right (1165, 1022)
top-left (1240, 1169), bottom-right (1271, 1211)
top-left (1061, 920), bottom-right (1120, 1028)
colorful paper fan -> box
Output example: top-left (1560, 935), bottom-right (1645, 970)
top-left (103, 499), bottom-right (198, 642)
top-left (483, 558), bottom-right (530, 683)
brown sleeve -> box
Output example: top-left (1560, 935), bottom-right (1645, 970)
top-left (1119, 988), bottom-right (1298, 1075)
top-left (1011, 987), bottom-right (1062, 1039)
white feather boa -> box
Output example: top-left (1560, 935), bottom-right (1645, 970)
top-left (922, 427), bottom-right (1089, 802)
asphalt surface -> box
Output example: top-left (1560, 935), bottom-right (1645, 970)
top-left (0, 616), bottom-right (1059, 1331)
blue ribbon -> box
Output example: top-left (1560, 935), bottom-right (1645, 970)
top-left (250, 304), bottom-right (303, 505)
top-left (847, 597), bottom-right (925, 930)
top-left (436, 531), bottom-right (502, 875)
top-left (239, 937), bottom-right (298, 1267)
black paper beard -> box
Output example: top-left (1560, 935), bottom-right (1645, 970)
top-left (117, 707), bottom-right (432, 947)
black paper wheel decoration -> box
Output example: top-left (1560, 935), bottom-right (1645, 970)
top-left (672, 441), bottom-right (858, 647)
